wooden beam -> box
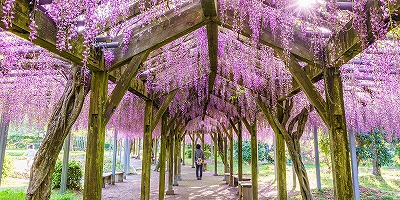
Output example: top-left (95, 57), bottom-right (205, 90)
top-left (103, 51), bottom-right (149, 123)
top-left (281, 66), bottom-right (323, 101)
top-left (286, 57), bottom-right (328, 124)
top-left (325, 0), bottom-right (400, 68)
top-left (112, 1), bottom-right (208, 67)
top-left (2, 0), bottom-right (100, 70)
top-left (108, 69), bottom-right (149, 100)
top-left (216, 4), bottom-right (315, 64)
top-left (150, 89), bottom-right (179, 133)
top-left (202, 22), bottom-right (219, 117)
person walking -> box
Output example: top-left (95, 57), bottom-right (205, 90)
top-left (24, 144), bottom-right (36, 170)
top-left (194, 144), bottom-right (204, 180)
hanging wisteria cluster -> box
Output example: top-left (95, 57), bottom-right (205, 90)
top-left (0, 0), bottom-right (399, 143)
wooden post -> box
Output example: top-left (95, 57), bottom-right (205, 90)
top-left (349, 129), bottom-right (360, 200)
top-left (250, 123), bottom-right (258, 200)
top-left (273, 135), bottom-right (277, 181)
top-left (324, 67), bottom-right (354, 199)
top-left (313, 126), bottom-right (322, 191)
top-left (138, 138), bottom-right (141, 159)
top-left (191, 136), bottom-right (195, 168)
top-left (178, 139), bottom-right (182, 181)
top-left (182, 141), bottom-right (185, 166)
top-left (132, 139), bottom-right (136, 157)
top-left (173, 132), bottom-right (179, 186)
top-left (0, 103), bottom-right (10, 186)
top-left (213, 135), bottom-right (218, 176)
top-left (124, 137), bottom-right (129, 176)
top-left (229, 128), bottom-right (234, 186)
top-left (223, 135), bottom-right (228, 181)
top-left (141, 100), bottom-right (153, 200)
top-left (166, 129), bottom-right (174, 195)
top-left (83, 70), bottom-right (108, 200)
top-left (158, 112), bottom-right (168, 200)
top-left (112, 129), bottom-right (117, 184)
top-left (238, 121), bottom-right (243, 181)
top-left (276, 101), bottom-right (287, 200)
top-left (154, 138), bottom-right (158, 165)
top-left (60, 132), bottom-right (71, 194)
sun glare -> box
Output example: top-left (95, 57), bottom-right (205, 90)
top-left (297, 0), bottom-right (317, 9)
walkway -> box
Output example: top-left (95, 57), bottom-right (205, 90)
top-left (102, 159), bottom-right (237, 200)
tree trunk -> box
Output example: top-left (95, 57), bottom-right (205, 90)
top-left (287, 139), bottom-right (312, 200)
top-left (26, 66), bottom-right (90, 200)
top-left (372, 151), bottom-right (381, 176)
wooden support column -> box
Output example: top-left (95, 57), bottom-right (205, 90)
top-left (154, 138), bottom-right (158, 165)
top-left (223, 134), bottom-right (228, 181)
top-left (83, 70), bottom-right (108, 200)
top-left (243, 118), bottom-right (258, 200)
top-left (178, 139), bottom-right (182, 181)
top-left (182, 141), bottom-right (185, 166)
top-left (324, 67), bottom-right (353, 199)
top-left (132, 139), bottom-right (136, 157)
top-left (191, 136), bottom-right (195, 168)
top-left (60, 132), bottom-right (71, 194)
top-left (276, 101), bottom-right (287, 200)
top-left (112, 130), bottom-right (118, 184)
top-left (124, 137), bottom-right (129, 176)
top-left (229, 128), bottom-right (234, 186)
top-left (0, 103), bottom-right (10, 186)
top-left (166, 129), bottom-right (174, 195)
top-left (313, 126), bottom-right (322, 191)
top-left (141, 100), bottom-right (153, 200)
top-left (213, 134), bottom-right (218, 176)
top-left (173, 132), bottom-right (179, 186)
top-left (349, 129), bottom-right (360, 200)
top-left (237, 121), bottom-right (243, 181)
top-left (158, 111), bottom-right (168, 200)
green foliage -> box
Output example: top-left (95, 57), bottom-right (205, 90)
top-left (6, 133), bottom-right (42, 149)
top-left (356, 130), bottom-right (395, 168)
top-left (233, 141), bottom-right (272, 163)
top-left (185, 148), bottom-right (192, 159)
top-left (318, 132), bottom-right (331, 170)
top-left (3, 153), bottom-right (14, 178)
top-left (52, 160), bottom-right (83, 190)
top-left (103, 156), bottom-right (124, 173)
top-left (0, 188), bottom-right (25, 200)
top-left (204, 150), bottom-right (211, 160)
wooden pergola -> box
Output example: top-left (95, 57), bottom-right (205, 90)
top-left (1, 0), bottom-right (400, 200)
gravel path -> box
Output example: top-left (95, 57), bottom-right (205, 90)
top-left (102, 159), bottom-right (237, 200)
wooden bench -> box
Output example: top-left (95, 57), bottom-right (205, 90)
top-left (102, 173), bottom-right (112, 188)
top-left (224, 173), bottom-right (230, 184)
top-left (203, 163), bottom-right (207, 172)
top-left (114, 171), bottom-right (124, 182)
top-left (233, 175), bottom-right (251, 187)
top-left (238, 181), bottom-right (253, 200)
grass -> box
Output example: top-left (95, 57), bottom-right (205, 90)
top-left (0, 188), bottom-right (81, 200)
top-left (185, 155), bottom-right (400, 199)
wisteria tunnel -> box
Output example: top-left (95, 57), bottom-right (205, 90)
top-left (0, 0), bottom-right (400, 200)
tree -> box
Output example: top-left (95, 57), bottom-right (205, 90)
top-left (26, 66), bottom-right (90, 200)
top-left (356, 129), bottom-right (394, 176)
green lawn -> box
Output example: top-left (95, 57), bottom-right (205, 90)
top-left (186, 155), bottom-right (400, 199)
top-left (0, 188), bottom-right (81, 200)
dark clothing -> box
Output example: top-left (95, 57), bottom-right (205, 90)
top-left (194, 148), bottom-right (204, 179)
top-left (196, 164), bottom-right (203, 178)
top-left (194, 149), bottom-right (204, 161)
